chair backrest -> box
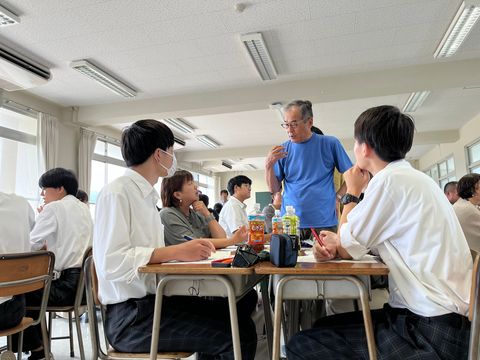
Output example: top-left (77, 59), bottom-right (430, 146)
top-left (73, 246), bottom-right (93, 308)
top-left (469, 250), bottom-right (479, 322)
top-left (0, 251), bottom-right (55, 297)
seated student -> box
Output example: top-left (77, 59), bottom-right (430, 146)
top-left (93, 120), bottom-right (257, 359)
top-left (76, 189), bottom-right (89, 204)
top-left (160, 170), bottom-right (247, 248)
top-left (287, 105), bottom-right (472, 360)
top-left (219, 175), bottom-right (252, 237)
top-left (199, 193), bottom-right (219, 221)
top-left (262, 192), bottom-right (282, 233)
top-left (444, 181), bottom-right (460, 204)
top-left (0, 192), bottom-right (34, 332)
top-left (453, 173), bottom-right (480, 252)
top-left (20, 168), bottom-right (93, 360)
top-left (213, 202), bottom-right (223, 215)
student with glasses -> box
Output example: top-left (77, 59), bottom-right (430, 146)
top-left (265, 100), bottom-right (352, 240)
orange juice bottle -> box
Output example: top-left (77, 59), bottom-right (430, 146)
top-left (248, 203), bottom-right (265, 252)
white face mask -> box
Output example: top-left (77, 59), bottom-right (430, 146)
top-left (159, 149), bottom-right (177, 178)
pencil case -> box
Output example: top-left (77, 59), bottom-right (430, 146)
top-left (270, 234), bottom-right (298, 267)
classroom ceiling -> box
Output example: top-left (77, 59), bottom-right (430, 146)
top-left (2, 0), bottom-right (480, 172)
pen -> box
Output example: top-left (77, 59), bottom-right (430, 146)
top-left (310, 228), bottom-right (333, 257)
top-left (184, 235), bottom-right (193, 240)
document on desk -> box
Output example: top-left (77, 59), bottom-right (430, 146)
top-left (298, 250), bottom-right (379, 263)
top-left (163, 248), bottom-right (235, 265)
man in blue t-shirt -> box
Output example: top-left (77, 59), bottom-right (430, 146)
top-left (265, 100), bottom-right (352, 239)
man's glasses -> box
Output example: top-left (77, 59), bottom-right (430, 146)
top-left (281, 120), bottom-right (306, 129)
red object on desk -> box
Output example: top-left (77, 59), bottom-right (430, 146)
top-left (211, 257), bottom-right (233, 267)
top-left (310, 228), bottom-right (333, 257)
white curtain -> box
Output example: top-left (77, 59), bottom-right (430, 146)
top-left (37, 112), bottom-right (59, 174)
top-left (78, 129), bottom-right (97, 195)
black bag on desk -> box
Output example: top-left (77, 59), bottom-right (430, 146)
top-left (270, 234), bottom-right (298, 267)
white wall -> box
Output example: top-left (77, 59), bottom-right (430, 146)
top-left (419, 112), bottom-right (480, 178)
top-left (218, 169), bottom-right (268, 212)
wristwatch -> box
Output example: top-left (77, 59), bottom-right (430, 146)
top-left (340, 193), bottom-right (360, 205)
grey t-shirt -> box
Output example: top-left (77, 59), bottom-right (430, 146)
top-left (160, 206), bottom-right (211, 246)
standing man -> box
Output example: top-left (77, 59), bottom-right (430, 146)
top-left (265, 100), bottom-right (352, 239)
top-left (444, 181), bottom-right (459, 204)
top-left (219, 175), bottom-right (252, 237)
top-left (287, 105), bottom-right (471, 360)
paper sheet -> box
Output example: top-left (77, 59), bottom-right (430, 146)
top-left (298, 250), bottom-right (379, 264)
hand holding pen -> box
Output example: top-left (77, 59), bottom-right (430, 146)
top-left (311, 228), bottom-right (336, 261)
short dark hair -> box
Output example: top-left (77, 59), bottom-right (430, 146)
top-left (227, 175), bottom-right (252, 196)
top-left (220, 189), bottom-right (228, 196)
top-left (354, 105), bottom-right (415, 162)
top-left (121, 119), bottom-right (174, 167)
top-left (213, 202), bottom-right (223, 214)
top-left (76, 189), bottom-right (89, 203)
top-left (161, 170), bottom-right (194, 207)
top-left (443, 181), bottom-right (458, 194)
top-left (311, 126), bottom-right (324, 135)
top-left (457, 174), bottom-right (480, 199)
top-left (39, 168), bottom-right (78, 196)
top-left (199, 194), bottom-right (209, 207)
top-left (284, 100), bottom-right (313, 121)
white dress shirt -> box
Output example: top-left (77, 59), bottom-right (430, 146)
top-left (30, 194), bottom-right (92, 272)
top-left (0, 192), bottom-right (35, 304)
top-left (93, 169), bottom-right (164, 305)
top-left (219, 196), bottom-right (248, 237)
top-left (453, 198), bottom-right (480, 252)
top-left (340, 160), bottom-right (472, 317)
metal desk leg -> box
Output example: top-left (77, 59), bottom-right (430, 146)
top-left (150, 275), bottom-right (242, 360)
top-left (260, 277), bottom-right (273, 358)
top-left (272, 276), bottom-right (290, 360)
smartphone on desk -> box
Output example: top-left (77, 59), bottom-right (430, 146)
top-left (211, 257), bottom-right (233, 267)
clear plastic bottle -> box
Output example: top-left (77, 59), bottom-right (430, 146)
top-left (272, 209), bottom-right (283, 234)
top-left (282, 205), bottom-right (298, 236)
top-left (247, 203), bottom-right (265, 252)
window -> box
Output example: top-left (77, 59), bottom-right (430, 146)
top-left (90, 139), bottom-right (126, 206)
top-left (0, 106), bottom-right (39, 208)
top-left (424, 156), bottom-right (456, 189)
top-left (194, 172), bottom-right (215, 204)
top-left (467, 139), bottom-right (480, 174)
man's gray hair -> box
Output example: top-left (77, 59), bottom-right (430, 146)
top-left (284, 100), bottom-right (313, 121)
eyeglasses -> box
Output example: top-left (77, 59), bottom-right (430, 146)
top-left (280, 120), bottom-right (307, 129)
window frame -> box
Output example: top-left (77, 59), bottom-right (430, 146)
top-left (424, 155), bottom-right (456, 188)
top-left (466, 138), bottom-right (480, 174)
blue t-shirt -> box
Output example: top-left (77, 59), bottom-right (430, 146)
top-left (274, 134), bottom-right (352, 228)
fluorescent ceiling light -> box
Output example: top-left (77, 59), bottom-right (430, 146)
top-left (0, 4), bottom-right (19, 26)
top-left (434, 0), bottom-right (480, 58)
top-left (222, 161), bottom-right (232, 169)
top-left (402, 91), bottom-right (431, 113)
top-left (174, 137), bottom-right (186, 150)
top-left (196, 135), bottom-right (220, 149)
top-left (241, 32), bottom-right (277, 81)
top-left (244, 164), bottom-right (257, 170)
top-left (70, 60), bottom-right (137, 98)
top-left (162, 118), bottom-right (195, 134)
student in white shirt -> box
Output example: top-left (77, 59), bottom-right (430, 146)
top-left (0, 192), bottom-right (34, 331)
top-left (287, 105), bottom-right (472, 360)
top-left (93, 120), bottom-right (257, 359)
top-left (21, 168), bottom-right (93, 360)
top-left (219, 175), bottom-right (252, 237)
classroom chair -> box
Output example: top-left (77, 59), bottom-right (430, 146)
top-left (84, 256), bottom-right (193, 360)
top-left (0, 251), bottom-right (55, 360)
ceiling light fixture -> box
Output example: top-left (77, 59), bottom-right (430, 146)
top-left (241, 32), bottom-right (277, 81)
top-left (222, 161), bottom-right (233, 169)
top-left (196, 135), bottom-right (220, 149)
top-left (402, 91), bottom-right (431, 113)
top-left (174, 137), bottom-right (186, 150)
top-left (70, 60), bottom-right (137, 98)
top-left (0, 4), bottom-right (19, 26)
top-left (434, 0), bottom-right (480, 58)
top-left (162, 118), bottom-right (195, 134)
top-left (244, 164), bottom-right (257, 170)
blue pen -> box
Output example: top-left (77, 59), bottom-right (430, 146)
top-left (184, 235), bottom-right (193, 240)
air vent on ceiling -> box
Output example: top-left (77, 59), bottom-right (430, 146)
top-left (221, 161), bottom-right (232, 169)
top-left (0, 43), bottom-right (51, 91)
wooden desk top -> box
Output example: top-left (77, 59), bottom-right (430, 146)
top-left (138, 263), bottom-right (255, 275)
top-left (254, 260), bottom-right (389, 276)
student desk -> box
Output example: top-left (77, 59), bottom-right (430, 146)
top-left (254, 260), bottom-right (389, 360)
top-left (138, 262), bottom-right (267, 360)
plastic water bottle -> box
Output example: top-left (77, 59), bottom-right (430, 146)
top-left (248, 203), bottom-right (265, 252)
top-left (282, 206), bottom-right (298, 236)
top-left (272, 209), bottom-right (283, 234)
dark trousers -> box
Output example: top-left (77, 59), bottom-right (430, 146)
top-left (287, 303), bottom-right (470, 360)
top-left (0, 295), bottom-right (25, 330)
top-left (12, 269), bottom-right (80, 352)
top-left (105, 290), bottom-right (258, 360)
top-left (300, 226), bottom-right (338, 241)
